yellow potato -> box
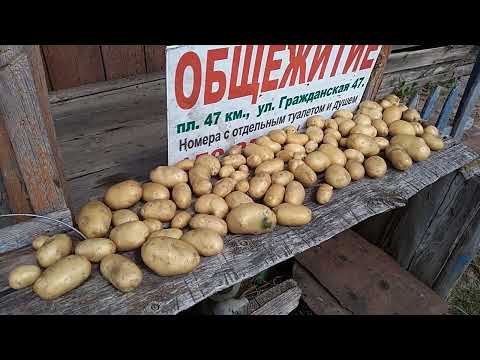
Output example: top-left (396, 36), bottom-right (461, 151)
top-left (248, 172), bottom-right (272, 199)
top-left (305, 126), bottom-right (324, 143)
top-left (374, 137), bottom-right (390, 151)
top-left (189, 165), bottom-right (213, 195)
top-left (256, 136), bottom-right (282, 153)
top-left (382, 105), bottom-right (403, 125)
top-left (364, 156), bottom-right (387, 178)
top-left (385, 145), bottom-right (413, 171)
top-left (359, 100), bottom-right (383, 112)
top-left (189, 214), bottom-right (228, 236)
top-left (230, 170), bottom-right (249, 182)
top-left (195, 154), bottom-right (221, 176)
top-left (229, 145), bottom-right (242, 155)
top-left (324, 128), bottom-right (342, 141)
top-left (388, 120), bottom-right (416, 136)
top-left (32, 235), bottom-right (50, 250)
top-left (112, 209), bottom-right (139, 227)
top-left (150, 228), bottom-right (183, 240)
top-left (358, 107), bottom-right (382, 121)
top-left (422, 133), bottom-right (444, 151)
top-left (140, 199), bottom-right (177, 222)
top-left (319, 144), bottom-right (347, 166)
top-left (226, 203), bottom-right (277, 234)
top-left (390, 135), bottom-right (431, 161)
top-left (235, 179), bottom-right (250, 193)
top-left (142, 182), bottom-right (170, 202)
top-left (255, 158), bottom-right (284, 175)
top-left (372, 119), bottom-right (389, 137)
top-left (213, 177), bottom-right (236, 198)
top-left (353, 114), bottom-right (372, 126)
top-left (325, 119), bottom-right (339, 130)
top-left (263, 183), bottom-right (286, 208)
top-left (398, 104), bottom-right (408, 112)
top-left (346, 134), bottom-right (380, 157)
top-left (325, 165), bottom-right (351, 189)
top-left (150, 166), bottom-right (188, 188)
top-left (225, 191), bottom-right (254, 209)
top-left (36, 234), bottom-right (72, 268)
top-left (243, 143), bottom-right (274, 161)
top-left (219, 165), bottom-right (235, 178)
top-left (306, 115), bottom-right (325, 128)
top-left (411, 122), bottom-right (424, 136)
top-left (100, 254), bottom-right (143, 292)
top-left (283, 143), bottom-right (306, 158)
top-left (175, 159), bottom-right (195, 171)
top-left (305, 140), bottom-right (319, 153)
top-left (424, 125), bottom-right (440, 137)
top-left (104, 180), bottom-right (143, 210)
top-left (195, 194), bottom-right (229, 219)
top-left (293, 164), bottom-right (317, 187)
top-left (273, 203), bottom-right (312, 226)
top-left (268, 129), bottom-right (287, 144)
top-left (339, 138), bottom-right (349, 148)
top-left (333, 116), bottom-right (349, 126)
top-left (109, 220), bottom-right (150, 251)
top-left (143, 219), bottom-right (163, 233)
top-left (9, 265), bottom-right (42, 289)
top-left (74, 238), bottom-right (116, 263)
top-left (284, 180), bottom-right (305, 205)
top-left (344, 149), bottom-right (364, 163)
top-left (323, 134), bottom-right (339, 147)
top-left (384, 94), bottom-right (400, 105)
top-left (77, 200), bottom-right (112, 238)
top-left (334, 110), bottom-right (354, 120)
top-left (287, 133), bottom-right (309, 145)
top-left (275, 149), bottom-right (294, 161)
top-left (238, 164), bottom-right (249, 172)
top-left (284, 125), bottom-right (297, 134)
top-left (345, 160), bottom-right (365, 181)
top-left (170, 211), bottom-right (192, 229)
top-left (222, 154), bottom-right (247, 169)
top-left (288, 159), bottom-right (304, 174)
top-left (271, 170), bottom-right (294, 186)
top-left (402, 108), bottom-right (421, 122)
top-left (339, 119), bottom-right (356, 137)
top-left (380, 99), bottom-right (393, 109)
top-left (246, 154), bottom-right (263, 168)
top-left (181, 229), bottom-right (224, 257)
top-left (316, 184), bottom-right (333, 204)
top-left (171, 183), bottom-right (192, 210)
top-left (350, 124), bottom-right (377, 137)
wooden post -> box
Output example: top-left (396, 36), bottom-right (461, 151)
top-left (0, 45), bottom-right (69, 217)
top-left (362, 45), bottom-right (392, 101)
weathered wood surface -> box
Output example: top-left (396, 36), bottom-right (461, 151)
top-left (295, 230), bottom-right (449, 315)
top-left (0, 178), bottom-right (15, 229)
top-left (247, 279), bottom-right (301, 315)
top-left (101, 46), bottom-right (146, 81)
top-left (145, 46), bottom-right (166, 74)
top-left (0, 141), bottom-right (476, 314)
top-left (362, 45), bottom-right (391, 101)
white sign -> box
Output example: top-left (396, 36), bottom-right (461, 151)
top-left (166, 45), bottom-right (382, 164)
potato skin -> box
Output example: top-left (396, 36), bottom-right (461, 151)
top-left (243, 143), bottom-right (274, 161)
top-left (293, 164), bottom-right (317, 187)
top-left (175, 159), bottom-right (195, 171)
top-left (235, 179), bottom-right (250, 193)
top-left (142, 182), bottom-right (170, 202)
top-left (345, 160), bottom-right (365, 181)
top-left (374, 137), bottom-right (390, 151)
top-left (353, 114), bottom-right (372, 126)
top-left (422, 133), bottom-right (445, 151)
top-left (372, 119), bottom-right (389, 137)
top-left (219, 165), bottom-right (235, 178)
top-left (382, 105), bottom-right (403, 125)
top-left (263, 184), bottom-right (286, 208)
top-left (112, 209), bottom-right (139, 227)
top-left (256, 136), bottom-right (282, 153)
top-left (284, 181), bottom-right (305, 205)
top-left (213, 178), bottom-right (236, 198)
top-left (255, 158), bottom-right (284, 175)
top-left (105, 180), bottom-right (143, 210)
top-left (350, 124), bottom-right (377, 137)
top-left (181, 229), bottom-right (224, 256)
top-left (402, 108), bottom-right (421, 122)
top-left (325, 165), bottom-right (352, 189)
top-left (287, 133), bottom-right (309, 145)
top-left (305, 126), bottom-right (324, 143)
top-left (248, 172), bottom-right (272, 199)
top-left (270, 170), bottom-right (293, 186)
top-left (346, 134), bottom-right (380, 157)
top-left (143, 219), bottom-right (163, 233)
top-left (189, 214), bottom-right (228, 236)
top-left (306, 115), bottom-right (325, 128)
top-left (316, 184), bottom-right (333, 204)
top-left (9, 265), bottom-right (42, 289)
top-left (100, 254), bottom-right (143, 292)
top-left (226, 203), bottom-right (277, 234)
top-left (172, 183), bottom-right (192, 209)
top-left (390, 135), bottom-right (431, 161)
top-left (305, 151), bottom-right (331, 172)
top-left (274, 203), bottom-right (312, 226)
top-left (77, 200), bottom-right (112, 239)
top-left (195, 154), bottom-right (221, 176)
top-left (364, 156), bottom-right (387, 178)
top-left (150, 228), bottom-right (183, 239)
top-left (140, 199), bottom-right (177, 222)
top-left (222, 154), bottom-right (247, 169)
top-left (344, 149), bottom-right (364, 163)
top-left (36, 234), bottom-right (73, 268)
top-left (150, 166), bottom-right (188, 188)
top-left (230, 170), bottom-right (249, 182)
top-left (424, 125), bottom-right (440, 137)
top-left (33, 255), bottom-right (91, 300)
top-left (386, 146), bottom-right (413, 171)
top-left (339, 119), bottom-right (356, 137)
top-left (189, 165), bottom-right (213, 195)
top-left (225, 191), bottom-right (254, 209)
top-left (319, 144), bottom-right (347, 166)
top-left (32, 235), bottom-right (50, 250)
top-left (75, 238), bottom-right (116, 263)
top-left (268, 129), bottom-right (287, 144)
top-left (388, 120), bottom-right (416, 136)
top-left (109, 220), bottom-right (150, 251)
top-left (195, 194), bottom-right (229, 219)
top-left (170, 211), bottom-right (192, 229)
top-left (141, 237), bottom-right (200, 277)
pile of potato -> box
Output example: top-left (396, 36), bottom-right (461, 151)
top-left (8, 94), bottom-right (445, 301)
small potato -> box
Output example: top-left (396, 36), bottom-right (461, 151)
top-left (339, 119), bottom-right (356, 137)
top-left (353, 114), bottom-right (372, 126)
top-left (171, 211), bottom-right (192, 229)
top-left (305, 126), bottom-right (324, 144)
top-left (100, 254), bottom-right (142, 292)
top-left (226, 203), bottom-right (277, 234)
top-left (213, 178), bottom-right (236, 198)
top-left (372, 119), bottom-right (389, 137)
top-left (271, 170), bottom-right (294, 186)
top-left (32, 235), bottom-right (50, 250)
top-left (243, 143), bottom-right (274, 162)
top-left (384, 94), bottom-right (400, 105)
top-left (77, 200), bottom-right (112, 238)
top-left (386, 146), bottom-right (413, 171)
top-left (112, 209), bottom-right (139, 226)
top-left (364, 156), bottom-right (387, 178)
top-left (141, 237), bottom-right (200, 277)
top-left (339, 138), bottom-right (349, 148)
top-left (247, 154), bottom-right (262, 168)
top-left (172, 183), bottom-right (192, 209)
top-left (33, 255), bottom-right (91, 300)
top-left (75, 238), bottom-right (116, 263)
top-left (142, 182), bottom-right (170, 202)
top-left (284, 180), bottom-right (305, 205)
top-left (225, 191), bottom-right (254, 209)
top-left (316, 184), bottom-right (333, 204)
top-left (230, 170), bottom-right (249, 182)
top-left (175, 159), bottom-right (195, 171)
top-left (402, 108), bottom-right (421, 122)
top-left (36, 234), bottom-right (72, 268)
top-left (195, 154), bottom-right (221, 176)
top-left (9, 265), bottom-right (42, 289)
top-left (380, 99), bottom-right (393, 109)
top-left (195, 194), bottom-right (229, 219)
top-left (334, 109), bottom-right (353, 120)
top-left (333, 116), bottom-right (348, 126)
top-left (284, 125), bottom-right (297, 135)
top-left (255, 158), bottom-right (284, 175)
top-left (150, 166), bottom-right (188, 188)
top-left (323, 134), bottom-right (338, 147)
top-left (350, 124), bottom-right (377, 138)
top-left (181, 229), bottom-right (224, 257)
top-left (235, 179), bottom-right (250, 193)
top-left (346, 134), bottom-right (380, 157)
top-left (319, 144), bottom-right (347, 166)
top-left (110, 220), bottom-right (150, 251)
top-left (284, 143), bottom-right (306, 157)
top-left (344, 149), bottom-right (364, 163)
top-left (256, 136), bottom-right (282, 153)
top-left (325, 119), bottom-right (339, 130)
top-left (189, 214), bottom-right (228, 236)
top-left (141, 199), bottom-right (176, 222)
top-left (143, 219), bottom-right (163, 233)
top-left (424, 125), bottom-right (440, 137)
top-left (374, 137), bottom-right (390, 151)
top-left (238, 164), bottom-right (249, 172)
top-left (150, 228), bottom-right (183, 239)
top-left (287, 133), bottom-right (309, 145)
top-left (324, 128), bottom-right (342, 141)
top-left (382, 106), bottom-right (403, 125)
top-left (388, 120), bottom-right (416, 136)
top-left (276, 149), bottom-right (294, 161)
top-left (268, 129), bottom-right (287, 144)
top-left (359, 100), bottom-right (383, 112)
top-left (358, 107), bottom-right (382, 121)
top-left (305, 140), bottom-right (319, 153)
top-left (411, 122), bottom-right (424, 136)
top-left (305, 151), bottom-right (331, 172)
top-left (325, 165), bottom-right (351, 189)
top-left (105, 180), bottom-right (143, 210)
top-left (345, 160), bottom-right (365, 181)
top-left (288, 159), bottom-right (305, 173)
top-left (222, 154), bottom-right (247, 169)
top-left (307, 115), bottom-right (325, 128)
top-left (263, 184), bottom-right (286, 208)
top-left (274, 203), bottom-right (311, 226)
top-left (422, 133), bottom-right (444, 151)
top-left (248, 172), bottom-right (272, 199)
top-left (229, 144), bottom-right (242, 155)
top-left (294, 164), bottom-right (317, 187)
top-left (219, 165), bottom-right (235, 178)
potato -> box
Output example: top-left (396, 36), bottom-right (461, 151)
top-left (77, 200), bottom-right (112, 238)
top-left (172, 183), bottom-right (192, 209)
top-left (305, 126), bottom-right (324, 143)
top-left (380, 99), bottom-right (393, 109)
top-left (181, 229), bottom-right (224, 257)
top-left (385, 145), bottom-right (413, 171)
top-left (230, 170), bottom-right (249, 182)
top-left (325, 165), bottom-right (351, 189)
top-left (339, 138), bottom-right (349, 148)
top-left (323, 134), bottom-right (338, 147)
top-left (9, 265), bottom-right (42, 289)
top-left (305, 140), bottom-right (319, 153)
top-left (359, 100), bottom-right (382, 112)
top-left (222, 154), bottom-right (247, 169)
top-left (382, 106), bottom-right (403, 125)
top-left (283, 143), bottom-right (306, 157)
top-left (274, 203), bottom-right (312, 226)
top-left (411, 122), bottom-right (424, 136)
top-left (424, 125), bottom-right (440, 137)
top-left (150, 166), bottom-right (188, 188)
top-left (307, 115), bottom-right (325, 128)
top-left (171, 211), bottom-right (192, 229)
top-left (195, 154), bottom-right (221, 176)
top-left (141, 237), bottom-right (200, 276)
top-left (398, 104), bottom-right (408, 112)
top-left (142, 182), bottom-right (169, 202)
top-left (316, 184), bottom-right (333, 204)
top-left (238, 164), bottom-right (249, 172)
top-left (189, 214), bottom-right (228, 236)
top-left (287, 133), bottom-right (309, 145)
top-left (140, 199), bottom-right (176, 222)
top-left (195, 194), bottom-right (229, 219)
top-left (402, 108), bottom-right (421, 122)
top-left (74, 238), bottom-right (116, 263)
top-left (284, 181), bottom-right (305, 205)
top-left (359, 107), bottom-right (382, 121)
top-left (263, 184), bottom-right (285, 208)
top-left (388, 120), bottom-right (416, 136)
top-left (248, 172), bottom-right (272, 199)
top-left (235, 179), bottom-right (250, 193)
top-left (32, 235), bottom-right (50, 250)
top-left (293, 164), bottom-right (317, 187)
top-left (303, 151), bottom-right (330, 173)
top-left (346, 134), bottom-right (380, 157)
top-left (390, 135), bottom-right (431, 161)
top-left (36, 234), bottom-right (72, 268)
top-left (345, 160), bottom-right (365, 181)
top-left (350, 124), bottom-right (377, 137)
top-left (243, 143), bottom-right (274, 161)
top-left (100, 254), bottom-right (142, 292)
top-left (246, 154), bottom-right (262, 168)
top-left (226, 203), bottom-right (277, 234)
top-left (256, 136), bottom-right (282, 153)
top-left (143, 219), bottom-right (163, 233)
top-left (213, 177), bottom-right (236, 198)
top-left (104, 180), bottom-right (143, 210)
top-left (422, 133), bottom-right (445, 151)
top-left (384, 94), bottom-right (400, 105)
top-left (112, 209), bottom-right (139, 227)
top-left (338, 119), bottom-right (356, 137)
top-left (255, 158), bottom-right (284, 175)
top-left (353, 114), bottom-right (372, 126)
top-left (268, 129), bottom-right (287, 144)
top-left (325, 119), bottom-right (339, 131)
top-left (189, 165), bottom-right (213, 195)
top-left (229, 145), bottom-right (242, 155)
top-left (284, 125), bottom-right (297, 134)
top-left (109, 220), bottom-right (150, 251)
top-left (219, 165), bottom-right (235, 178)
top-left (364, 156), bottom-right (387, 178)
top-left (324, 128), bottom-right (342, 141)
top-left (33, 255), bottom-right (91, 300)
top-left (372, 119), bottom-right (389, 137)
top-left (275, 150), bottom-right (293, 161)
top-left (344, 149), bottom-right (364, 163)
top-left (319, 144), bottom-right (347, 166)
top-left (175, 159), bottom-right (195, 171)
top-left (288, 158), bottom-right (304, 173)
top-left (271, 170), bottom-right (294, 186)
top-left (150, 228), bottom-right (183, 239)
top-left (334, 109), bottom-right (354, 120)
top-left (225, 191), bottom-right (254, 209)
top-left (374, 137), bottom-right (390, 151)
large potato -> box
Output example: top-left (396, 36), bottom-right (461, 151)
top-left (293, 164), bottom-right (317, 187)
top-left (306, 115), bottom-right (325, 128)
top-left (274, 203), bottom-right (312, 226)
top-left (112, 209), bottom-right (139, 227)
top-left (228, 145), bottom-right (242, 155)
top-left (255, 158), bottom-right (284, 175)
top-left (140, 199), bottom-right (177, 221)
top-left (142, 182), bottom-right (170, 202)
top-left (150, 228), bottom-right (183, 239)
top-left (219, 165), bottom-right (235, 178)
top-left (181, 229), bottom-right (224, 257)
top-left (33, 255), bottom-right (91, 300)
top-left (422, 133), bottom-right (444, 151)
top-left (346, 134), bottom-right (380, 156)
top-left (195, 194), bottom-right (229, 219)
top-left (322, 134), bottom-right (338, 147)
top-left (105, 180), bottom-right (143, 210)
top-left (150, 166), bottom-right (188, 188)
top-left (222, 154), bottom-right (247, 169)
top-left (305, 126), bottom-right (324, 143)
top-left (411, 122), bottom-right (424, 136)
top-left (235, 179), bottom-right (250, 193)
top-left (384, 94), bottom-right (400, 105)
top-left (246, 154), bottom-right (263, 168)
top-left (194, 154), bottom-right (221, 176)
top-left (324, 128), bottom-right (342, 141)
top-left (372, 119), bottom-right (389, 137)
top-left (226, 203), bottom-right (277, 234)
top-left (325, 165), bottom-right (351, 189)
top-left (334, 109), bottom-right (353, 120)
top-left (382, 106), bottom-right (403, 125)
top-left (364, 156), bottom-right (387, 178)
top-left (230, 170), bottom-right (249, 182)
top-left (170, 211), bottom-right (192, 229)
top-left (9, 265), bottom-right (42, 289)
top-left (32, 235), bottom-right (50, 250)
top-left (77, 200), bottom-right (112, 238)
top-left (271, 170), bottom-right (294, 186)
top-left (283, 143), bottom-right (306, 157)
top-left (225, 191), bottom-right (254, 209)
top-left (385, 145), bottom-right (413, 171)
top-left (189, 165), bottom-right (213, 195)
top-left (305, 140), bottom-right (319, 153)
top-left (263, 184), bottom-right (285, 208)
top-left (243, 143), bottom-right (274, 161)
top-left (287, 133), bottom-right (309, 145)
top-left (358, 107), bottom-right (382, 121)
top-left (172, 183), bottom-right (192, 209)
top-left (345, 160), bottom-right (365, 181)
top-left (424, 125), bottom-right (440, 137)
top-left (36, 234), bottom-right (72, 268)
top-left (109, 220), bottom-right (150, 251)
top-left (339, 119), bottom-right (356, 137)
top-left (319, 144), bottom-right (347, 166)
top-left (353, 114), bottom-right (372, 126)
top-left (284, 181), bottom-right (305, 205)
top-left (141, 237), bottom-right (200, 276)
top-left (100, 254), bottom-right (143, 292)
top-left (143, 219), bottom-right (163, 233)
top-left (256, 136), bottom-right (282, 153)
top-left (175, 159), bottom-right (195, 171)
top-left (388, 120), bottom-right (416, 136)
top-left (344, 149), bottom-right (364, 163)
top-left (402, 108), bottom-right (421, 122)
top-left (350, 124), bottom-right (377, 137)
top-left (268, 129), bottom-right (287, 144)
top-left (248, 172), bottom-right (272, 199)
top-left (75, 238), bottom-right (116, 263)
top-left (316, 184), bottom-right (333, 204)
top-left (359, 100), bottom-right (382, 112)
top-left (374, 137), bottom-right (390, 151)
top-left (190, 214), bottom-right (228, 236)
top-left (390, 135), bottom-right (431, 161)
top-left (305, 151), bottom-right (331, 172)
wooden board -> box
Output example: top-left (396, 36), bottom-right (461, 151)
top-left (40, 47), bottom-right (52, 91)
top-left (0, 141), bottom-right (476, 314)
top-left (362, 45), bottom-right (391, 101)
top-left (101, 46), bottom-right (146, 81)
top-left (246, 279), bottom-right (301, 315)
top-left (145, 46), bottom-right (166, 74)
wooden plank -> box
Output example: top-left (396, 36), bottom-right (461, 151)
top-left (420, 85), bottom-right (442, 121)
top-left (362, 45), bottom-right (391, 101)
top-left (101, 45), bottom-right (146, 81)
top-left (391, 45), bottom-right (420, 52)
top-left (145, 45), bottom-right (166, 74)
top-left (42, 45), bottom-right (105, 90)
top-left (0, 178), bottom-right (15, 229)
top-left (39, 46), bottom-right (52, 91)
top-left (436, 85), bottom-right (460, 132)
top-left (295, 230), bottom-right (449, 315)
top-left (247, 279), bottom-right (301, 315)
top-left (0, 141), bottom-right (476, 314)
